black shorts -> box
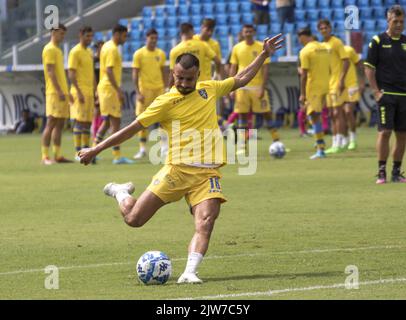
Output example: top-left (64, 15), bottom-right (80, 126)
top-left (377, 94), bottom-right (406, 132)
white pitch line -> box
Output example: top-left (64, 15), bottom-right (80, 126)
top-left (176, 277), bottom-right (406, 300)
top-left (0, 244), bottom-right (403, 277)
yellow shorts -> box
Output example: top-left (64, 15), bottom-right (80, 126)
top-left (147, 164), bottom-right (227, 208)
top-left (136, 87), bottom-right (165, 116)
top-left (234, 88), bottom-right (271, 114)
top-left (343, 87), bottom-right (361, 103)
top-left (70, 93), bottom-right (94, 122)
top-left (46, 94), bottom-right (70, 119)
top-left (98, 87), bottom-right (122, 118)
top-left (327, 90), bottom-right (346, 108)
top-left (306, 93), bottom-right (327, 115)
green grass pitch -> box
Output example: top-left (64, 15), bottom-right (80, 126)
top-left (0, 127), bottom-right (405, 299)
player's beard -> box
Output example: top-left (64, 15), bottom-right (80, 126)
top-left (177, 86), bottom-right (195, 95)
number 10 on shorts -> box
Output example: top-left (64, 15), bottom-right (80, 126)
top-left (209, 177), bottom-right (221, 193)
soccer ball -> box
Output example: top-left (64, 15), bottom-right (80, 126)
top-left (269, 141), bottom-right (286, 159)
top-left (136, 251), bottom-right (172, 285)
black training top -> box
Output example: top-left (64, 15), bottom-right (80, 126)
top-left (364, 32), bottom-right (406, 95)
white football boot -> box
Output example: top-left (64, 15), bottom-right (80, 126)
top-left (133, 150), bottom-right (147, 160)
top-left (177, 273), bottom-right (203, 284)
top-left (103, 182), bottom-right (135, 198)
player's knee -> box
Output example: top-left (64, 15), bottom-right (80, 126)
top-left (125, 215), bottom-right (144, 228)
top-left (196, 213), bottom-right (218, 233)
top-left (380, 130), bottom-right (392, 139)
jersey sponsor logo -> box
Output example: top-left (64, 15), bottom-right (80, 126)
top-left (198, 89), bottom-right (208, 100)
top-left (173, 96), bottom-right (186, 105)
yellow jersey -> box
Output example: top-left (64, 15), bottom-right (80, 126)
top-left (323, 36), bottom-right (349, 92)
top-left (42, 42), bottom-right (69, 95)
top-left (344, 45), bottom-right (360, 88)
top-left (132, 46), bottom-right (166, 90)
top-left (299, 41), bottom-right (331, 96)
top-left (193, 34), bottom-right (222, 81)
top-left (230, 40), bottom-right (270, 88)
top-left (68, 43), bottom-right (95, 96)
top-left (137, 78), bottom-right (236, 166)
top-left (98, 40), bottom-right (122, 90)
top-left (169, 38), bottom-right (217, 82)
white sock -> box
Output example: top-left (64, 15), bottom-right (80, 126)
top-left (332, 135), bottom-right (338, 148)
top-left (184, 252), bottom-right (203, 274)
top-left (336, 134), bottom-right (344, 148)
top-left (342, 136), bottom-right (349, 147)
top-left (115, 191), bottom-right (131, 205)
top-left (349, 131), bottom-right (356, 142)
top-left (140, 146), bottom-right (146, 153)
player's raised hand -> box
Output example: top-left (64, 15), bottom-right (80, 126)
top-left (78, 148), bottom-right (98, 166)
top-left (263, 34), bottom-right (284, 56)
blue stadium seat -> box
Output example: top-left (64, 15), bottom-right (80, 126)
top-left (94, 32), bottom-right (104, 42)
top-left (283, 23), bottom-right (295, 34)
top-left (295, 0), bottom-right (305, 9)
top-left (217, 26), bottom-right (229, 36)
top-left (178, 0), bottom-right (187, 5)
top-left (218, 36), bottom-right (229, 50)
top-left (165, 5), bottom-right (176, 16)
top-left (334, 9), bottom-right (345, 21)
top-left (142, 7), bottom-right (153, 17)
top-left (154, 17), bottom-right (165, 29)
top-left (296, 21), bottom-right (309, 30)
top-left (318, 0), bottom-right (330, 8)
top-left (364, 31), bottom-right (376, 43)
top-left (178, 15), bottom-right (190, 24)
top-left (230, 24), bottom-right (241, 36)
top-left (270, 23), bottom-right (281, 34)
top-left (190, 4), bottom-right (201, 16)
top-left (155, 28), bottom-right (166, 37)
top-left (270, 10), bottom-right (278, 22)
top-left (229, 14), bottom-right (241, 26)
top-left (228, 2), bottom-right (239, 14)
top-left (155, 6), bottom-right (165, 17)
top-left (215, 14), bottom-right (228, 26)
top-left (305, 0), bottom-right (317, 9)
top-left (370, 0), bottom-right (382, 6)
top-left (310, 21), bottom-right (319, 33)
top-left (377, 19), bottom-right (387, 30)
top-left (344, 0), bottom-right (356, 5)
top-left (157, 40), bottom-right (165, 50)
top-left (241, 13), bottom-right (254, 25)
top-left (307, 9), bottom-right (319, 21)
top-left (358, 0), bottom-right (370, 8)
top-left (118, 19), bottom-right (128, 27)
top-left (131, 40), bottom-right (142, 51)
top-left (385, 0), bottom-right (396, 6)
top-left (401, 0), bottom-right (406, 5)
top-left (191, 15), bottom-right (202, 28)
top-left (360, 8), bottom-right (373, 19)
top-left (239, 2), bottom-right (251, 13)
top-left (166, 16), bottom-right (177, 28)
top-left (178, 6), bottom-right (189, 16)
top-left (320, 9), bottom-right (333, 20)
top-left (334, 21), bottom-right (345, 32)
top-left (295, 9), bottom-right (306, 22)
top-left (130, 29), bottom-right (141, 40)
top-left (331, 0), bottom-right (344, 8)
top-left (215, 3), bottom-right (227, 14)
top-left (167, 28), bottom-right (178, 39)
top-left (363, 20), bottom-right (376, 30)
top-left (130, 19), bottom-right (141, 31)
top-left (166, 0), bottom-right (175, 5)
top-left (202, 3), bottom-right (214, 15)
top-left (190, 0), bottom-right (201, 3)
top-left (256, 24), bottom-right (268, 35)
top-left (142, 18), bottom-right (153, 29)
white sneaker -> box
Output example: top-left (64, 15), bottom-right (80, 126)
top-left (133, 150), bottom-right (147, 160)
top-left (177, 272), bottom-right (203, 284)
top-left (103, 182), bottom-right (135, 198)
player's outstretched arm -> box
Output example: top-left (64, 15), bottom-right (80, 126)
top-left (79, 120), bottom-right (145, 165)
top-left (232, 34), bottom-right (284, 91)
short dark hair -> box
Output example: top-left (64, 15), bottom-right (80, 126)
top-left (387, 5), bottom-right (405, 18)
top-left (79, 26), bottom-right (93, 35)
top-left (297, 27), bottom-right (312, 37)
top-left (180, 23), bottom-right (194, 35)
top-left (317, 19), bottom-right (331, 29)
top-left (112, 24), bottom-right (128, 34)
top-left (51, 23), bottom-right (67, 32)
top-left (201, 18), bottom-right (216, 30)
top-left (242, 24), bottom-right (256, 31)
top-left (175, 53), bottom-right (200, 70)
top-left (146, 28), bottom-right (158, 37)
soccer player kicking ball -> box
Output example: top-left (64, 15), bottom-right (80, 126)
top-left (79, 34), bottom-right (284, 284)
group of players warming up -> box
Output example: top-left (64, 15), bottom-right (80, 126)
top-left (39, 4), bottom-right (406, 283)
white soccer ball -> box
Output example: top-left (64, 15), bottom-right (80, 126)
top-left (136, 251), bottom-right (172, 285)
top-left (269, 141), bottom-right (286, 159)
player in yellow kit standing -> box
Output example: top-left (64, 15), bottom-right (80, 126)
top-left (298, 28), bottom-right (331, 159)
top-left (94, 24), bottom-right (134, 164)
top-left (229, 24), bottom-right (282, 155)
top-left (318, 19), bottom-right (350, 154)
top-left (193, 18), bottom-right (222, 81)
top-left (169, 23), bottom-right (223, 86)
top-left (78, 35), bottom-right (284, 284)
top-left (342, 45), bottom-right (365, 151)
top-left (132, 28), bottom-right (167, 160)
top-left (41, 24), bottom-right (73, 165)
top-left (68, 26), bottom-right (95, 161)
